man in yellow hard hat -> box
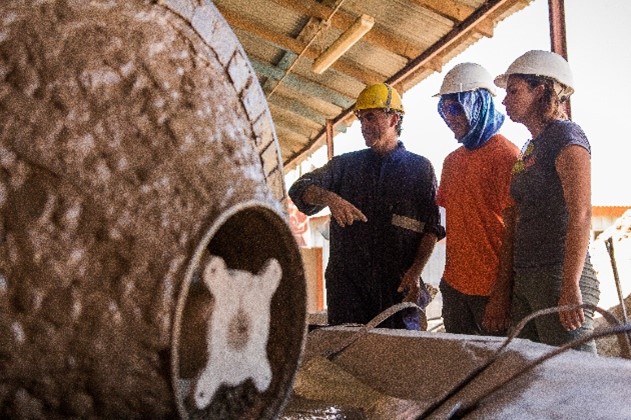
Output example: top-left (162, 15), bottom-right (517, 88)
top-left (289, 83), bottom-right (445, 329)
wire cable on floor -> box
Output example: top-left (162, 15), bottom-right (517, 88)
top-left (416, 303), bottom-right (631, 419)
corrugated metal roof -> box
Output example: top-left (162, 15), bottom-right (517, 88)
top-left (214, 0), bottom-right (534, 170)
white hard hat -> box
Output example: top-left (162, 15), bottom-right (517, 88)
top-left (433, 62), bottom-right (496, 97)
top-left (494, 50), bottom-right (574, 97)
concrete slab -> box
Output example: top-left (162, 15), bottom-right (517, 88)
top-left (283, 327), bottom-right (631, 419)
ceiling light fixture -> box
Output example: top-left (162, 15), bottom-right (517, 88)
top-left (312, 14), bottom-right (375, 74)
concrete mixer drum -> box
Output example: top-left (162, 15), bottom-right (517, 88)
top-left (0, 0), bottom-right (306, 418)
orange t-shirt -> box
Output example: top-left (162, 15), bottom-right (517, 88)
top-left (436, 134), bottom-right (519, 296)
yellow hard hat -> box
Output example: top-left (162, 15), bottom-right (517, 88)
top-left (354, 83), bottom-right (404, 114)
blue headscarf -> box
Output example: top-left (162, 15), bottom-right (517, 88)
top-left (438, 89), bottom-right (505, 150)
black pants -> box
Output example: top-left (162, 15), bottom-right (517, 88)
top-left (440, 280), bottom-right (495, 335)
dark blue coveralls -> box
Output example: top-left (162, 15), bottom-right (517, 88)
top-left (289, 142), bottom-right (445, 328)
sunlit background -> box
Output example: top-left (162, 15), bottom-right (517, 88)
top-left (288, 0), bottom-right (631, 206)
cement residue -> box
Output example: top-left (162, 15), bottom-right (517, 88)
top-left (281, 395), bottom-right (366, 419)
top-left (288, 327), bottom-right (631, 419)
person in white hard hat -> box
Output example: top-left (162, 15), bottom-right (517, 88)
top-left (433, 62), bottom-right (520, 336)
top-left (487, 50), bottom-right (600, 352)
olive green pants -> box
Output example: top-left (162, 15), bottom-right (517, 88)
top-left (512, 261), bottom-right (600, 353)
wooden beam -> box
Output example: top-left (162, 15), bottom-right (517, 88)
top-left (410, 0), bottom-right (474, 22)
top-left (250, 58), bottom-right (355, 109)
top-left (325, 120), bottom-right (334, 160)
top-left (425, 57), bottom-right (444, 73)
top-left (475, 19), bottom-right (495, 38)
top-left (217, 5), bottom-right (304, 53)
top-left (275, 126), bottom-right (313, 158)
top-left (275, 125), bottom-right (308, 148)
top-left (276, 51), bottom-right (298, 71)
top-left (223, 9), bottom-right (387, 85)
top-left (312, 56), bottom-right (386, 86)
top-left (269, 105), bottom-right (321, 134)
top-left (312, 14), bottom-right (375, 75)
top-left (270, 0), bottom-right (420, 60)
top-left (411, 0), bottom-right (495, 38)
top-left (263, 82), bottom-right (343, 117)
top-left (268, 94), bottom-right (327, 126)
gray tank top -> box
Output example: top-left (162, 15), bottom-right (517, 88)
top-left (510, 120), bottom-right (591, 269)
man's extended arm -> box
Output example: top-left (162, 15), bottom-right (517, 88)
top-left (301, 185), bottom-right (367, 227)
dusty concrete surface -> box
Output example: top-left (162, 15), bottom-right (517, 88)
top-left (283, 327), bottom-right (631, 419)
top-left (0, 1), bottom-right (305, 418)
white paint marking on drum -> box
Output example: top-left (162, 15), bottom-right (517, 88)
top-left (194, 255), bottom-right (281, 409)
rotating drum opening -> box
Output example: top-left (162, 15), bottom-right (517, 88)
top-left (172, 202), bottom-right (306, 419)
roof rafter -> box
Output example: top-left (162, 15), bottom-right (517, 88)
top-left (269, 105), bottom-right (321, 135)
top-left (269, 94), bottom-right (328, 126)
top-left (411, 0), bottom-right (495, 38)
top-left (218, 5), bottom-right (388, 85)
top-left (250, 58), bottom-right (355, 109)
top-left (270, 0), bottom-right (421, 60)
top-left (411, 0), bottom-right (473, 21)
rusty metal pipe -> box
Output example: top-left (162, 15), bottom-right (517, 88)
top-left (605, 237), bottom-right (630, 326)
